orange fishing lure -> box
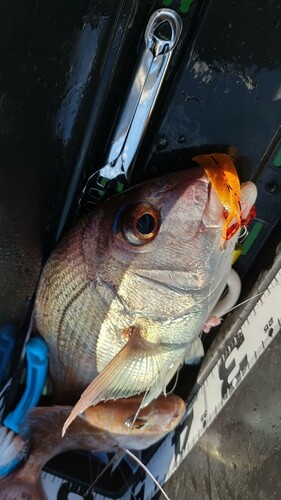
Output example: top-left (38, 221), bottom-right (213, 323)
top-left (193, 153), bottom-right (250, 241)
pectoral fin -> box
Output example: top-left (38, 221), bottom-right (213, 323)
top-left (62, 328), bottom-right (169, 436)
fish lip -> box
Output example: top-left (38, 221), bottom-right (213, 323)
top-left (130, 269), bottom-right (207, 294)
top-left (121, 275), bottom-right (219, 319)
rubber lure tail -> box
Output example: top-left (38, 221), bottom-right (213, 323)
top-left (193, 153), bottom-right (242, 241)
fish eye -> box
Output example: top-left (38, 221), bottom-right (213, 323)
top-left (125, 416), bottom-right (148, 429)
top-left (136, 213), bottom-right (156, 235)
top-left (116, 202), bottom-right (160, 245)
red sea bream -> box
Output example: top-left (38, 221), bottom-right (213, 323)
top-left (34, 156), bottom-right (257, 432)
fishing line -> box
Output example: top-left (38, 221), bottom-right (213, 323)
top-left (83, 446), bottom-right (162, 500)
top-left (153, 348), bottom-right (168, 397)
top-left (83, 451), bottom-right (119, 498)
top-left (121, 447), bottom-right (171, 500)
top-left (119, 463), bottom-right (138, 500)
top-left (220, 282), bottom-right (281, 317)
top-left (166, 367), bottom-right (180, 396)
top-left (129, 389), bottom-right (149, 430)
top-left (86, 451), bottom-right (94, 497)
top-left (129, 344), bottom-right (169, 426)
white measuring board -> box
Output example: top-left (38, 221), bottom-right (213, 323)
top-left (42, 267), bottom-right (281, 500)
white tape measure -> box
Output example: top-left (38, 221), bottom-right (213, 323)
top-left (42, 263), bottom-right (281, 500)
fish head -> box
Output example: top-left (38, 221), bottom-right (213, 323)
top-left (82, 394), bottom-right (185, 450)
top-left (84, 166), bottom-right (256, 321)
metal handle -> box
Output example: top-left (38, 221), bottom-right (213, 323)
top-left (102, 9), bottom-right (182, 181)
top-left (77, 9), bottom-right (182, 211)
top-left (145, 8), bottom-right (183, 57)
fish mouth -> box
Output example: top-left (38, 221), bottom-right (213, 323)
top-left (133, 268), bottom-right (229, 319)
top-left (128, 269), bottom-right (215, 318)
top-left (131, 269), bottom-right (206, 294)
top-left (125, 414), bottom-right (151, 430)
top-left (124, 394), bottom-right (185, 433)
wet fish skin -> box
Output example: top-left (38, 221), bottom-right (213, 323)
top-left (0, 394), bottom-right (185, 500)
top-left (35, 166), bottom-right (257, 410)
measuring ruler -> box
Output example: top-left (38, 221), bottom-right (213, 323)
top-left (41, 252), bottom-right (281, 499)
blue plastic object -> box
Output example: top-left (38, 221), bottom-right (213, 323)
top-left (4, 337), bottom-right (48, 433)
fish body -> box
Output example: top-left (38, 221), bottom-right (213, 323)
top-left (35, 159), bottom-right (257, 419)
top-left (0, 394), bottom-right (185, 499)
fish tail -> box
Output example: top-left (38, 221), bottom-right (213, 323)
top-left (0, 470), bottom-right (46, 499)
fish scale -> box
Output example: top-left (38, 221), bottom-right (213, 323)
top-left (36, 219), bottom-right (101, 402)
